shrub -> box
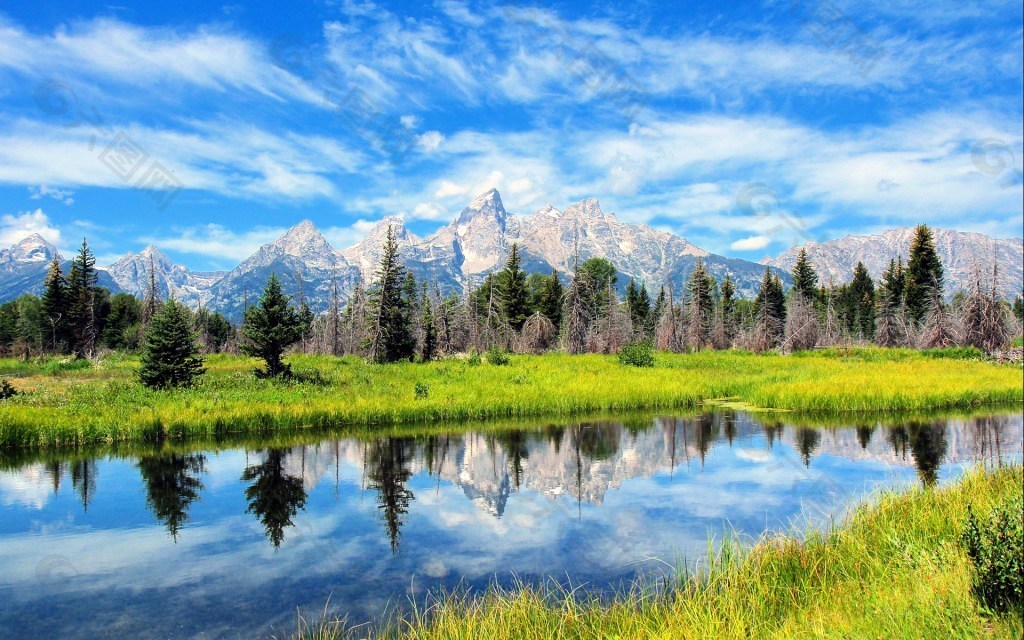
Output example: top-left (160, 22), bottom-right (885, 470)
top-left (0, 379), bottom-right (18, 400)
top-left (618, 340), bottom-right (655, 367)
top-left (414, 382), bottom-right (429, 399)
top-left (485, 347), bottom-right (510, 366)
top-left (961, 491), bottom-right (1024, 613)
top-left (466, 350), bottom-right (481, 366)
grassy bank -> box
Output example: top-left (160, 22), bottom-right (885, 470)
top-left (293, 464), bottom-right (1024, 640)
top-left (1, 348), bottom-right (1020, 448)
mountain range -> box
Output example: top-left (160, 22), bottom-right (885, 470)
top-left (2, 189), bottom-right (1021, 316)
top-left (765, 227), bottom-right (1023, 300)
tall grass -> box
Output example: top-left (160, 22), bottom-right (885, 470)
top-left (287, 464), bottom-right (1024, 640)
top-left (0, 348), bottom-right (1020, 448)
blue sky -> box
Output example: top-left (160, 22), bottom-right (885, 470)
top-left (0, 0), bottom-right (1021, 271)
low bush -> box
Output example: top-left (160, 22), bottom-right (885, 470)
top-left (485, 347), bottom-right (510, 366)
top-left (617, 340), bottom-right (655, 367)
top-left (0, 379), bottom-right (18, 400)
top-left (961, 491), bottom-right (1024, 613)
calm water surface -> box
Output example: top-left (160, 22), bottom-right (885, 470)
top-left (0, 410), bottom-right (1020, 639)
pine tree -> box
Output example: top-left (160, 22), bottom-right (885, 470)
top-left (500, 244), bottom-right (530, 331)
top-left (720, 274), bottom-right (736, 342)
top-left (241, 274), bottom-right (304, 377)
top-left (904, 225), bottom-right (944, 324)
top-left (753, 268), bottom-right (785, 349)
top-left (849, 262), bottom-right (876, 339)
top-left (40, 257), bottom-right (69, 353)
top-left (139, 299), bottom-right (205, 389)
top-left (685, 259), bottom-right (714, 349)
top-left (791, 248), bottom-right (819, 301)
top-left (67, 240), bottom-right (99, 358)
top-left (367, 227), bottom-right (415, 363)
top-left (537, 270), bottom-right (564, 329)
top-left (421, 292), bottom-right (436, 361)
top-left (625, 279), bottom-right (650, 336)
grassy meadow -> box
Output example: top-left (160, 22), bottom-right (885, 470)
top-left (291, 464), bottom-right (1024, 640)
top-left (0, 347), bottom-right (1021, 448)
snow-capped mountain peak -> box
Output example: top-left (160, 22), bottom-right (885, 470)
top-left (7, 233), bottom-right (60, 263)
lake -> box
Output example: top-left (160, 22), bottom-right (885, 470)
top-left (0, 409), bottom-right (1020, 639)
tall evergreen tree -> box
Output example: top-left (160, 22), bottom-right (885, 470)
top-left (849, 262), bottom-right (876, 339)
top-left (753, 268), bottom-right (785, 348)
top-left (40, 257), bottom-right (69, 353)
top-left (791, 248), bottom-right (819, 301)
top-left (537, 270), bottom-right (564, 329)
top-left (241, 274), bottom-right (304, 377)
top-left (421, 293), bottom-right (437, 361)
top-left (500, 243), bottom-right (530, 331)
top-left (139, 300), bottom-right (205, 389)
top-left (720, 274), bottom-right (737, 341)
top-left (103, 292), bottom-right (142, 350)
top-left (904, 225), bottom-right (944, 323)
top-left (625, 279), bottom-right (651, 335)
top-left (67, 239), bottom-right (99, 358)
top-left (367, 227), bottom-right (415, 363)
top-left (686, 259), bottom-right (714, 349)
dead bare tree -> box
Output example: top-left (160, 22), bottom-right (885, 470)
top-left (783, 295), bottom-right (820, 353)
top-left (918, 287), bottom-right (957, 348)
top-left (518, 312), bottom-right (557, 354)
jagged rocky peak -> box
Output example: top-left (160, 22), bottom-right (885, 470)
top-left (8, 233), bottom-right (60, 262)
top-left (275, 219), bottom-right (336, 257)
top-left (456, 188), bottom-right (507, 231)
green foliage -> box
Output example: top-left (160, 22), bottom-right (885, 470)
top-left (625, 279), bottom-right (651, 335)
top-left (961, 491), bottom-right (1023, 613)
top-left (537, 270), bottom-right (564, 329)
top-left (485, 347), bottom-right (510, 366)
top-left (241, 274), bottom-right (304, 377)
top-left (139, 300), bottom-right (205, 390)
top-left (466, 349), bottom-right (482, 366)
top-left (103, 293), bottom-right (142, 350)
top-left (414, 382), bottom-right (429, 399)
top-left (921, 346), bottom-right (985, 360)
top-left (617, 340), bottom-right (655, 367)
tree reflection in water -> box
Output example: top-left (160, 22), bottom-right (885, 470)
top-left (138, 453), bottom-right (207, 541)
top-left (366, 438), bottom-right (414, 554)
top-left (242, 449), bottom-right (308, 548)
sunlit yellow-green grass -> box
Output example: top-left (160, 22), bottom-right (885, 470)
top-left (291, 464), bottom-right (1024, 640)
top-left (0, 347), bottom-right (1020, 448)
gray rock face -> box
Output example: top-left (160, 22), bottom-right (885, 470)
top-left (107, 245), bottom-right (226, 308)
top-left (766, 227), bottom-right (1024, 299)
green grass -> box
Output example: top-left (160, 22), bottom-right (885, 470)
top-left (288, 464), bottom-right (1024, 640)
top-left (0, 347), bottom-right (1020, 448)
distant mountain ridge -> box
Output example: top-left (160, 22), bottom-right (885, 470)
top-left (765, 227), bottom-right (1024, 300)
top-left (2, 191), bottom-right (1022, 316)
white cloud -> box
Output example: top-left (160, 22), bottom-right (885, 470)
top-left (140, 223), bottom-right (286, 261)
top-left (0, 117), bottom-right (360, 202)
top-left (0, 15), bottom-right (322, 105)
top-left (416, 130), bottom-right (444, 152)
top-left (28, 185), bottom-right (74, 205)
top-left (0, 209), bottom-right (62, 247)
top-left (433, 180), bottom-right (468, 199)
top-left (731, 235), bottom-right (771, 251)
